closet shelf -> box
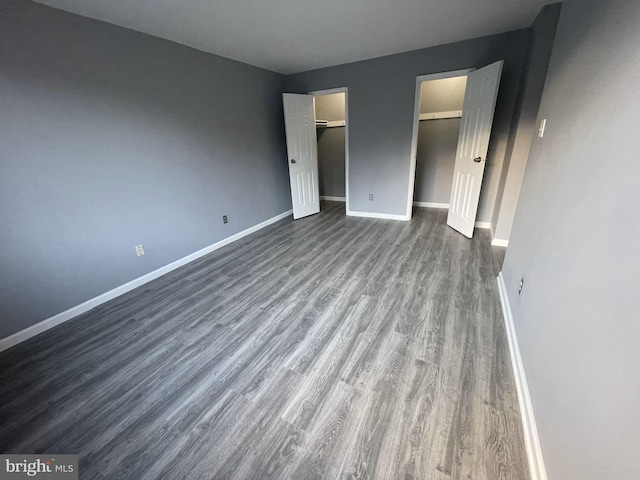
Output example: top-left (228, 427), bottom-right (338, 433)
top-left (315, 119), bottom-right (346, 128)
top-left (419, 110), bottom-right (462, 121)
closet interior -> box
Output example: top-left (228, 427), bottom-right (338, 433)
top-left (314, 92), bottom-right (346, 201)
top-left (414, 75), bottom-right (468, 207)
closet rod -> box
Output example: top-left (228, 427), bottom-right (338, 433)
top-left (419, 110), bottom-right (462, 121)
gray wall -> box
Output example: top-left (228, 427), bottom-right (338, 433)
top-left (414, 76), bottom-right (467, 204)
top-left (314, 93), bottom-right (345, 122)
top-left (492, 4), bottom-right (561, 241)
top-left (502, 0), bottom-right (640, 478)
top-left (0, 0), bottom-right (290, 339)
top-left (317, 128), bottom-right (346, 197)
top-left (286, 31), bottom-right (528, 219)
top-left (414, 119), bottom-right (461, 204)
top-left (419, 76), bottom-right (467, 114)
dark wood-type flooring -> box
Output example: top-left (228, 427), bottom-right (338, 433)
top-left (0, 201), bottom-right (526, 479)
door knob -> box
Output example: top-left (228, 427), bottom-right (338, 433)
top-left (290, 159), bottom-right (296, 164)
top-left (473, 157), bottom-right (482, 163)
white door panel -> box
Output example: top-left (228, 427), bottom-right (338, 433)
top-left (447, 60), bottom-right (503, 237)
top-left (283, 93), bottom-right (320, 219)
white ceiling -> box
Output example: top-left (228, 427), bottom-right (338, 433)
top-left (34, 0), bottom-right (551, 74)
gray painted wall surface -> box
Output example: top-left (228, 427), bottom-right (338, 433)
top-left (317, 128), bottom-right (346, 197)
top-left (414, 119), bottom-right (460, 204)
top-left (502, 0), bottom-right (640, 478)
top-left (492, 4), bottom-right (561, 241)
top-left (0, 0), bottom-right (290, 339)
top-left (286, 31), bottom-right (527, 219)
top-left (314, 93), bottom-right (345, 122)
top-left (415, 77), bottom-right (466, 204)
top-left (419, 76), bottom-right (467, 114)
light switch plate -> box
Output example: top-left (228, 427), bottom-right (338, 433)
top-left (538, 118), bottom-right (547, 137)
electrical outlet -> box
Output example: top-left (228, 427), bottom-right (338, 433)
top-left (518, 278), bottom-right (524, 295)
top-left (223, 215), bottom-right (228, 224)
top-left (135, 245), bottom-right (145, 257)
top-left (369, 194), bottom-right (374, 201)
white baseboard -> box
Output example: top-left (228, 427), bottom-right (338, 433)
top-left (474, 221), bottom-right (492, 229)
top-left (320, 195), bottom-right (346, 202)
top-left (347, 210), bottom-right (409, 221)
top-left (413, 201), bottom-right (449, 209)
top-left (0, 209), bottom-right (293, 353)
top-left (492, 238), bottom-right (509, 247)
top-left (497, 272), bottom-right (547, 480)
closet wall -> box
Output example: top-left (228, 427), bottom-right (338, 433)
top-left (315, 93), bottom-right (346, 198)
top-left (414, 76), bottom-right (467, 205)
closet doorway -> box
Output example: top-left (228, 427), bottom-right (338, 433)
top-left (311, 88), bottom-right (349, 214)
top-left (407, 62), bottom-right (503, 237)
top-left (413, 76), bottom-right (467, 208)
top-left (412, 74), bottom-right (468, 211)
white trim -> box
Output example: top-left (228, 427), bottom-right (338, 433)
top-left (347, 210), bottom-right (409, 221)
top-left (492, 238), bottom-right (509, 247)
top-left (474, 221), bottom-right (491, 229)
top-left (419, 110), bottom-right (462, 121)
top-left (310, 87), bottom-right (350, 214)
top-left (413, 201), bottom-right (449, 209)
top-left (320, 195), bottom-right (345, 202)
top-left (497, 272), bottom-right (548, 480)
top-left (0, 210), bottom-right (293, 353)
top-left (406, 68), bottom-right (474, 220)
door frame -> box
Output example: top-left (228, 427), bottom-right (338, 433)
top-left (309, 87), bottom-right (350, 214)
top-left (406, 68), bottom-right (474, 220)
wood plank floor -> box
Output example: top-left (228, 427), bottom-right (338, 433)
top-left (0, 201), bottom-right (527, 480)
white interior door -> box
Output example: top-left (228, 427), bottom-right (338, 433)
top-left (283, 93), bottom-right (320, 220)
top-left (447, 60), bottom-right (503, 237)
